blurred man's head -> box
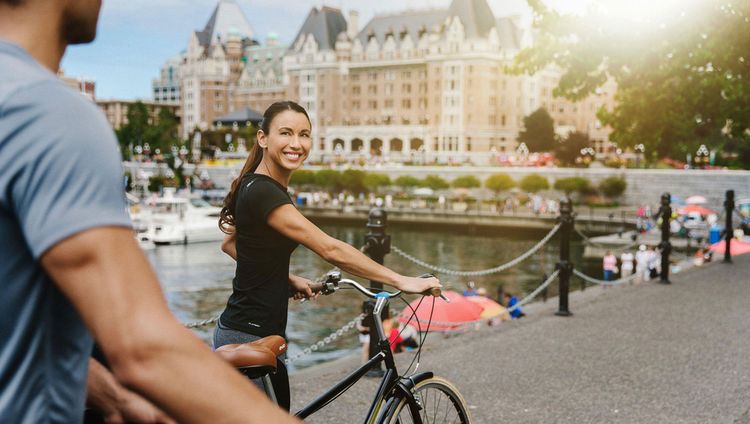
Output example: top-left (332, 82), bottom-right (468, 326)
top-left (61, 0), bottom-right (103, 44)
top-left (0, 0), bottom-right (102, 45)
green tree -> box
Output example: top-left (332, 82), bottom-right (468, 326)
top-left (555, 131), bottom-right (591, 166)
top-left (513, 1), bottom-right (750, 166)
top-left (290, 170), bottom-right (316, 188)
top-left (314, 169), bottom-right (341, 191)
top-left (116, 101), bottom-right (151, 157)
top-left (420, 175), bottom-right (449, 190)
top-left (554, 176), bottom-right (591, 195)
top-left (340, 169), bottom-right (366, 192)
top-left (451, 175), bottom-right (481, 189)
top-left (394, 175), bottom-right (421, 189)
top-left (363, 173), bottom-right (391, 192)
top-left (519, 174), bottom-right (550, 193)
top-left (518, 108), bottom-right (556, 152)
top-left (485, 173), bottom-right (516, 194)
top-left (598, 176), bottom-right (627, 199)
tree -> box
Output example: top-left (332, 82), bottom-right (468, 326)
top-left (555, 131), bottom-right (591, 166)
top-left (519, 174), bottom-right (550, 193)
top-left (290, 170), bottom-right (316, 188)
top-left (599, 176), bottom-right (627, 199)
top-left (394, 175), bottom-right (421, 189)
top-left (513, 1), bottom-right (750, 166)
top-left (553, 176), bottom-right (591, 195)
top-left (451, 175), bottom-right (481, 189)
top-left (116, 101), bottom-right (151, 157)
top-left (363, 173), bottom-right (391, 193)
top-left (485, 173), bottom-right (515, 194)
top-left (420, 175), bottom-right (449, 190)
top-left (340, 169), bottom-right (366, 193)
top-left (518, 108), bottom-right (555, 152)
top-left (314, 169), bottom-right (341, 191)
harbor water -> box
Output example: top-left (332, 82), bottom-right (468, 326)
top-left (150, 224), bottom-right (601, 372)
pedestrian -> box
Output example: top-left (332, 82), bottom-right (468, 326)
top-left (504, 293), bottom-right (526, 319)
top-left (620, 250), bottom-right (635, 280)
top-left (463, 281), bottom-right (478, 296)
top-left (0, 2), bottom-right (299, 422)
top-left (635, 244), bottom-right (650, 283)
top-left (216, 101), bottom-right (441, 409)
top-left (648, 246), bottom-right (661, 279)
top-left (602, 250), bottom-right (618, 283)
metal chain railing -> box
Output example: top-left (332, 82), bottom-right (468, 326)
top-left (284, 313), bottom-right (364, 365)
top-left (392, 224), bottom-right (560, 277)
top-left (572, 268), bottom-right (640, 286)
top-left (400, 270), bottom-right (560, 328)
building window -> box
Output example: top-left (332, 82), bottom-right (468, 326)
top-left (402, 99), bottom-right (411, 109)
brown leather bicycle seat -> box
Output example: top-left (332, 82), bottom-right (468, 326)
top-left (215, 336), bottom-right (287, 369)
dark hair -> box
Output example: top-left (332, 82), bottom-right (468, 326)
top-left (219, 101), bottom-right (311, 233)
top-left (0, 0), bottom-right (25, 6)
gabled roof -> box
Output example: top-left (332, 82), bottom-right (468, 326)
top-left (291, 6), bottom-right (348, 51)
top-left (494, 16), bottom-right (523, 50)
top-left (448, 0), bottom-right (496, 38)
top-left (356, 9), bottom-right (446, 46)
top-left (198, 0), bottom-right (254, 47)
top-left (214, 107), bottom-right (264, 126)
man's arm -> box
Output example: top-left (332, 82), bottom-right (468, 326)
top-left (87, 358), bottom-right (174, 423)
top-left (42, 227), bottom-right (299, 424)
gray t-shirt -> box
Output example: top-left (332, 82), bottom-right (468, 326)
top-left (0, 40), bottom-right (132, 423)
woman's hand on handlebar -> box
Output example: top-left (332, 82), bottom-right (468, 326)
top-left (288, 275), bottom-right (320, 301)
top-left (396, 275), bottom-right (442, 296)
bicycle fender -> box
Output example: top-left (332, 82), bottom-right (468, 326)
top-left (394, 372), bottom-right (433, 396)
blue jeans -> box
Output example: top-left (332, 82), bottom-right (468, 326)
top-left (603, 270), bottom-right (614, 281)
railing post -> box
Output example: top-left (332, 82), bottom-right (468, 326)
top-left (363, 208), bottom-right (390, 376)
top-left (723, 190), bottom-right (734, 263)
top-left (556, 197), bottom-right (573, 317)
top-left (658, 193), bottom-right (672, 284)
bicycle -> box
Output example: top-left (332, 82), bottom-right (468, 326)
top-left (216, 271), bottom-right (473, 423)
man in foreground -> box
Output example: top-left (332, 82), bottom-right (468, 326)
top-left (0, 1), bottom-right (299, 422)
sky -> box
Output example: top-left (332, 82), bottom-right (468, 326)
top-left (61, 0), bottom-right (588, 100)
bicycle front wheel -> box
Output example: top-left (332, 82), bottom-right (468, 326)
top-left (382, 376), bottom-right (472, 424)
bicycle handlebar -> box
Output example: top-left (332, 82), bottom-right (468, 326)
top-left (308, 272), bottom-right (446, 301)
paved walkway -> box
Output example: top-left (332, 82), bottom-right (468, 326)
top-left (289, 253), bottom-right (750, 423)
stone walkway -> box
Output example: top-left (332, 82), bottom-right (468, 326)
top-left (289, 253), bottom-right (750, 423)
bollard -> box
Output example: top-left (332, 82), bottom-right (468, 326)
top-left (657, 193), bottom-right (672, 284)
top-left (555, 197), bottom-right (573, 317)
top-left (724, 190), bottom-right (734, 264)
top-left (363, 208), bottom-right (390, 376)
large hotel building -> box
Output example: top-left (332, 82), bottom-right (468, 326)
top-left (153, 0), bottom-right (616, 164)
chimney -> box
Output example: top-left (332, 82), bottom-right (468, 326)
top-left (347, 10), bottom-right (359, 39)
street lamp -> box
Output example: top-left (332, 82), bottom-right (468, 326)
top-left (696, 144), bottom-right (709, 168)
top-left (635, 143), bottom-right (645, 168)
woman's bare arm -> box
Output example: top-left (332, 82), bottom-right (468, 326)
top-left (266, 205), bottom-right (440, 294)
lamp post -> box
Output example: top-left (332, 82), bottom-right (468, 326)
top-left (635, 144), bottom-right (645, 168)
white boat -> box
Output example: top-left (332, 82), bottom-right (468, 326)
top-left (143, 189), bottom-right (224, 245)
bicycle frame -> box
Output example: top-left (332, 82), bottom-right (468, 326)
top-left (294, 294), bottom-right (425, 423)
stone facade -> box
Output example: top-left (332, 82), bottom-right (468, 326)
top-left (155, 0), bottom-right (617, 162)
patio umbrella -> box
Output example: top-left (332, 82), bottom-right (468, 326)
top-left (678, 205), bottom-right (716, 216)
top-left (709, 239), bottom-right (750, 256)
top-left (398, 290), bottom-right (483, 331)
top-left (686, 195), bottom-right (707, 205)
top-left (465, 296), bottom-right (509, 320)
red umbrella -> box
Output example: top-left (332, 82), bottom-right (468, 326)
top-left (678, 205), bottom-right (716, 216)
top-left (398, 290), bottom-right (483, 331)
top-left (709, 239), bottom-right (750, 256)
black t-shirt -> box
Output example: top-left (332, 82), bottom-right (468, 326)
top-left (220, 173), bottom-right (298, 337)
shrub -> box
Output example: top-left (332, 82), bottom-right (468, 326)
top-left (340, 169), bottom-right (366, 192)
top-left (290, 169), bottom-right (316, 187)
top-left (451, 175), bottom-right (481, 189)
top-left (314, 169), bottom-right (342, 191)
top-left (519, 174), bottom-right (549, 193)
top-left (363, 173), bottom-right (391, 192)
top-left (394, 175), bottom-right (421, 188)
top-left (421, 175), bottom-right (449, 190)
top-left (599, 176), bottom-right (627, 198)
top-left (485, 173), bottom-right (515, 194)
top-left (553, 176), bottom-right (591, 194)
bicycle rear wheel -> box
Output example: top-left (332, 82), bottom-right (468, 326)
top-left (382, 376), bottom-right (472, 424)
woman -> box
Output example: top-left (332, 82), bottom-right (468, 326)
top-left (214, 101), bottom-right (441, 409)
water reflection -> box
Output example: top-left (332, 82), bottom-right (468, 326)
top-left (147, 225), bottom-right (600, 372)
